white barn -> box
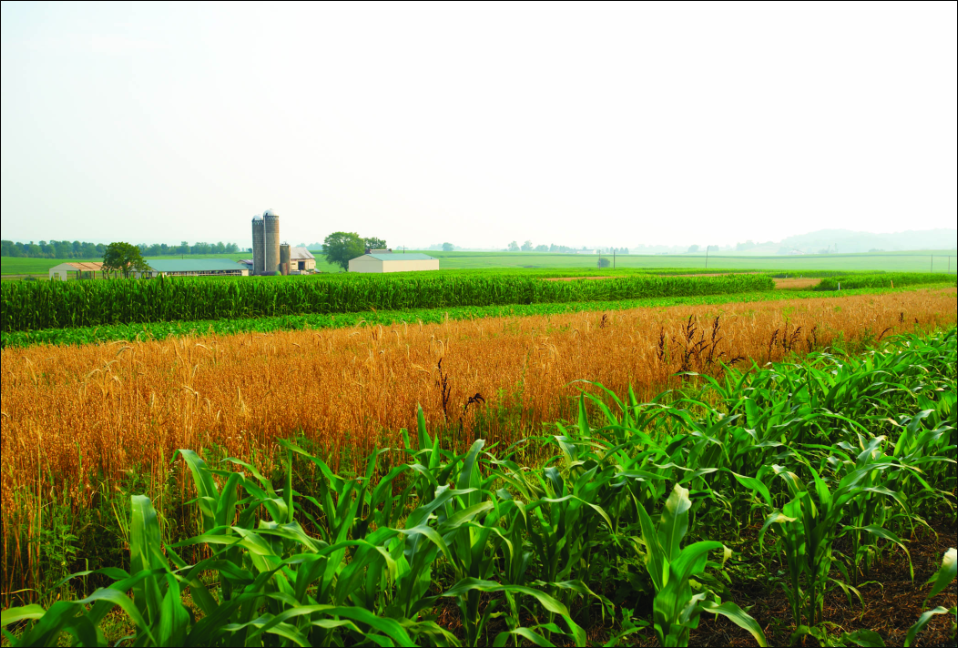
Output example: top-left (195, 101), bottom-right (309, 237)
top-left (348, 253), bottom-right (439, 274)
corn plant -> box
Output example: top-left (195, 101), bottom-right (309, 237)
top-left (745, 458), bottom-right (912, 632)
top-left (635, 484), bottom-right (767, 648)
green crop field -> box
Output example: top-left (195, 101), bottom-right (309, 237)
top-left (1, 273), bottom-right (775, 333)
top-left (412, 250), bottom-right (958, 273)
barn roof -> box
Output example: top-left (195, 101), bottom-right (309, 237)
top-left (147, 260), bottom-right (247, 273)
top-left (365, 254), bottom-right (436, 262)
top-left (290, 247), bottom-right (315, 261)
top-left (50, 262), bottom-right (104, 271)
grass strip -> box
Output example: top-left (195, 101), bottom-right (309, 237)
top-left (3, 283), bottom-right (953, 349)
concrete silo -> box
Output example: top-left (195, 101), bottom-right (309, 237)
top-left (280, 243), bottom-right (291, 276)
top-left (264, 210), bottom-right (281, 275)
top-left (251, 215), bottom-right (265, 275)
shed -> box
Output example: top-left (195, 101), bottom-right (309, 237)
top-left (139, 260), bottom-right (249, 278)
top-left (348, 253), bottom-right (439, 274)
top-left (49, 262), bottom-right (105, 281)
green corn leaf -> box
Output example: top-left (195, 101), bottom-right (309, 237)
top-left (905, 607), bottom-right (952, 647)
top-left (849, 526), bottom-right (914, 579)
top-left (841, 629), bottom-right (887, 647)
top-left (636, 500), bottom-right (667, 592)
top-left (1, 606), bottom-right (46, 628)
top-left (74, 588), bottom-right (156, 645)
top-left (927, 548), bottom-right (957, 602)
top-left (417, 405), bottom-right (431, 451)
top-left (494, 628), bottom-right (557, 647)
top-left (729, 472), bottom-right (772, 507)
top-left (670, 542), bottom-right (724, 584)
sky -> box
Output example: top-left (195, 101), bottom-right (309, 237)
top-left (1, 1), bottom-right (956, 250)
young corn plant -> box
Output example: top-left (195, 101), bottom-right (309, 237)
top-left (743, 458), bottom-right (911, 635)
top-left (635, 484), bottom-right (767, 648)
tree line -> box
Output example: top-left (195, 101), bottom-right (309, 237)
top-left (2, 240), bottom-right (241, 259)
top-left (507, 241), bottom-right (631, 254)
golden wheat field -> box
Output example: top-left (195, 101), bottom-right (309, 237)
top-left (1, 289), bottom-right (954, 498)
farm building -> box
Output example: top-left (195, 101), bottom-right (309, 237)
top-left (348, 253), bottom-right (439, 274)
top-left (48, 262), bottom-right (105, 281)
top-left (241, 247), bottom-right (314, 275)
top-left (288, 247), bottom-right (317, 272)
top-left (138, 260), bottom-right (249, 278)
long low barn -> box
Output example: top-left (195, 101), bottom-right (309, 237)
top-left (348, 253), bottom-right (439, 273)
top-left (140, 260), bottom-right (249, 278)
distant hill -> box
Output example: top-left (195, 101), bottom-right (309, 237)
top-left (777, 229), bottom-right (957, 255)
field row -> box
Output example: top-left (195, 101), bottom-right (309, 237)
top-left (3, 326), bottom-right (955, 646)
top-left (0, 274), bottom-right (775, 333)
top-left (3, 283), bottom-right (950, 349)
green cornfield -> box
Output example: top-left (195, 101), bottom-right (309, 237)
top-left (0, 274), bottom-right (774, 333)
top-left (816, 272), bottom-right (956, 291)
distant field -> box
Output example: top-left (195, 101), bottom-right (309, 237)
top-left (4, 249), bottom-right (956, 276)
top-left (412, 250), bottom-right (958, 273)
top-left (1, 253), bottom-right (342, 276)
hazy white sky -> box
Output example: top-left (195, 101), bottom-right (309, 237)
top-left (2, 1), bottom-right (956, 249)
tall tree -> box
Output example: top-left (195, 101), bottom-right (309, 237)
top-left (324, 232), bottom-right (365, 271)
top-left (521, 241), bottom-right (534, 252)
top-left (365, 237), bottom-right (387, 251)
top-left (102, 242), bottom-right (150, 278)
top-left (508, 241), bottom-right (520, 252)
top-left (442, 242), bottom-right (455, 252)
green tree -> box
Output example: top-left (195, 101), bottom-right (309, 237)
top-left (102, 242), bottom-right (150, 278)
top-left (365, 237), bottom-right (387, 251)
top-left (688, 245), bottom-right (700, 253)
top-left (508, 241), bottom-right (520, 252)
top-left (324, 232), bottom-right (365, 271)
top-left (521, 240), bottom-right (534, 252)
top-left (442, 242), bottom-right (455, 252)
top-left (598, 257), bottom-right (612, 268)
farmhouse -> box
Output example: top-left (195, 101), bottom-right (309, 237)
top-left (348, 253), bottom-right (439, 274)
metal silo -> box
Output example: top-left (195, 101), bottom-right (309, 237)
top-left (264, 209), bottom-right (280, 275)
top-left (251, 215), bottom-right (265, 275)
top-left (280, 243), bottom-right (291, 276)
